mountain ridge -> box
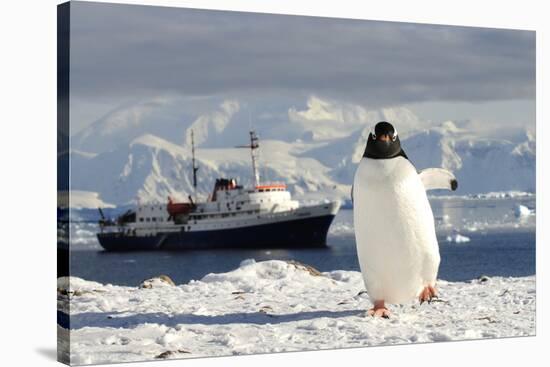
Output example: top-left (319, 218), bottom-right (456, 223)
top-left (66, 120), bottom-right (535, 206)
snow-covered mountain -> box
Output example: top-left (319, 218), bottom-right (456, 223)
top-left (65, 98), bottom-right (535, 207)
top-left (321, 120), bottom-right (536, 195)
top-left (68, 134), bottom-right (347, 206)
top-left (72, 98), bottom-right (242, 153)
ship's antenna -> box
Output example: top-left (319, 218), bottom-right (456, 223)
top-left (236, 130), bottom-right (260, 187)
top-left (191, 130), bottom-right (199, 199)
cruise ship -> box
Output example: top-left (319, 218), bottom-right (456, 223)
top-left (97, 131), bottom-right (340, 251)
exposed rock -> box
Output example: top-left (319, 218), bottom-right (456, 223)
top-left (140, 275), bottom-right (176, 289)
top-left (478, 275), bottom-right (491, 283)
top-left (155, 350), bottom-right (190, 359)
top-left (57, 288), bottom-right (103, 297)
top-left (259, 305), bottom-right (273, 314)
top-left (285, 260), bottom-right (322, 276)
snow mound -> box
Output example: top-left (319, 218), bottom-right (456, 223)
top-left (57, 276), bottom-right (105, 294)
top-left (200, 260), bottom-right (328, 292)
top-left (446, 234), bottom-right (471, 243)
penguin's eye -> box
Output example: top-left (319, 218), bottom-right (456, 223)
top-left (391, 129), bottom-right (398, 141)
top-left (370, 128), bottom-right (376, 140)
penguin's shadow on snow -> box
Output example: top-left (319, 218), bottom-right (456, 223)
top-left (64, 309), bottom-right (364, 330)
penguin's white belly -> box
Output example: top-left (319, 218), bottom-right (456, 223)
top-left (353, 157), bottom-right (440, 304)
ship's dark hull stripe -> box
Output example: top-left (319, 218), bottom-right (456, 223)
top-left (97, 214), bottom-right (336, 251)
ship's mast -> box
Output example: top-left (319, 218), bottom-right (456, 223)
top-left (191, 130), bottom-right (199, 198)
top-left (237, 130), bottom-right (260, 187)
top-left (249, 131), bottom-right (260, 187)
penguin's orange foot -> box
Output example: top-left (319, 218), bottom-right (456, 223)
top-left (367, 307), bottom-right (391, 318)
top-left (419, 285), bottom-right (438, 304)
top-left (367, 300), bottom-right (390, 318)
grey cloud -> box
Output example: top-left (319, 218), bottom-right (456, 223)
top-left (69, 1), bottom-right (535, 107)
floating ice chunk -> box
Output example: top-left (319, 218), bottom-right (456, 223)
top-left (464, 224), bottom-right (479, 232)
top-left (446, 234), bottom-right (471, 243)
top-left (471, 191), bottom-right (534, 199)
top-left (514, 205), bottom-right (533, 218)
top-left (328, 222), bottom-right (354, 235)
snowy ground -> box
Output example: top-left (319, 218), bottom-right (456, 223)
top-left (58, 260), bottom-right (536, 365)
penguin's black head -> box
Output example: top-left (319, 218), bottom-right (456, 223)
top-left (363, 121), bottom-right (407, 160)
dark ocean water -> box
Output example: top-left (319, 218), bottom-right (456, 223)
top-left (69, 198), bottom-right (536, 286)
top-left (70, 229), bottom-right (535, 287)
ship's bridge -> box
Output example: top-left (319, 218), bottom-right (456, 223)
top-left (254, 182), bottom-right (287, 193)
top-left (197, 179), bottom-right (299, 216)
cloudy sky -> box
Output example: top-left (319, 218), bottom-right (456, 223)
top-left (68, 1), bottom-right (535, 135)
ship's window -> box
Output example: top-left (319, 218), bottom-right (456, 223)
top-left (139, 218), bottom-right (144, 222)
top-left (259, 189), bottom-right (264, 192)
top-left (152, 217), bottom-right (157, 222)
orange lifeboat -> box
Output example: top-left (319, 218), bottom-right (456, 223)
top-left (167, 197), bottom-right (194, 217)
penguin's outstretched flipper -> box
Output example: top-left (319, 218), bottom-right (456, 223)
top-left (419, 168), bottom-right (458, 191)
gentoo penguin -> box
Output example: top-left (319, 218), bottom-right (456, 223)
top-left (352, 121), bottom-right (457, 318)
